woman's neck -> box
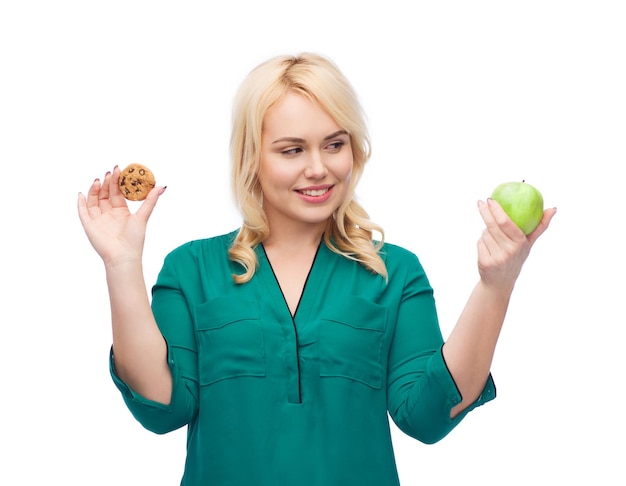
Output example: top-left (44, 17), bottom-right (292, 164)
top-left (262, 220), bottom-right (327, 253)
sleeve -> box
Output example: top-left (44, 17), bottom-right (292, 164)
top-left (109, 250), bottom-right (199, 434)
top-left (386, 252), bottom-right (496, 445)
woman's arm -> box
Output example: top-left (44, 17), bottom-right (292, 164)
top-left (78, 167), bottom-right (171, 404)
top-left (443, 198), bottom-right (556, 418)
top-left (105, 258), bottom-right (172, 404)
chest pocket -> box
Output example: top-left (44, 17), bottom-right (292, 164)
top-left (194, 296), bottom-right (266, 386)
top-left (319, 297), bottom-right (387, 389)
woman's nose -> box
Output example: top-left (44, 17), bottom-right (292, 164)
top-left (304, 151), bottom-right (328, 179)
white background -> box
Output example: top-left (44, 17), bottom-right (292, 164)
top-left (1, 1), bottom-right (625, 484)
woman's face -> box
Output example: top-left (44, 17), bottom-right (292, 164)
top-left (258, 91), bottom-right (353, 233)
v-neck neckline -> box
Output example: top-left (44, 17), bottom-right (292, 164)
top-left (258, 240), bottom-right (324, 320)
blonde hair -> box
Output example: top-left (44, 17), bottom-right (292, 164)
top-left (229, 53), bottom-right (386, 283)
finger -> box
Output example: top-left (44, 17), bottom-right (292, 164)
top-left (109, 165), bottom-right (129, 208)
top-left (135, 185), bottom-right (167, 222)
top-left (477, 230), bottom-right (501, 272)
top-left (86, 177), bottom-right (103, 215)
top-left (476, 235), bottom-right (490, 258)
top-left (477, 200), bottom-right (524, 263)
top-left (477, 199), bottom-right (493, 224)
top-left (527, 207), bottom-right (557, 246)
top-left (477, 199), bottom-right (511, 246)
top-left (77, 191), bottom-right (91, 227)
top-left (98, 170), bottom-right (113, 211)
top-left (485, 198), bottom-right (526, 242)
top-left (478, 224), bottom-right (510, 267)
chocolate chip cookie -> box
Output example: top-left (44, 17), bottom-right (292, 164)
top-left (118, 163), bottom-right (155, 201)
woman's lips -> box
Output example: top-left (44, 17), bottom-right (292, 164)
top-left (295, 185), bottom-right (334, 203)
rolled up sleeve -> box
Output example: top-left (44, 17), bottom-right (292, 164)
top-left (109, 246), bottom-right (200, 434)
top-left (386, 252), bottom-right (496, 444)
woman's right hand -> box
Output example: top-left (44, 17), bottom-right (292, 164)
top-left (77, 166), bottom-right (166, 267)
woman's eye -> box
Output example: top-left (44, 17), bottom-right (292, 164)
top-left (282, 147), bottom-right (302, 155)
top-left (326, 141), bottom-right (344, 152)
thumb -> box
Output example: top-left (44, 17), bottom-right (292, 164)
top-left (526, 207), bottom-right (557, 246)
top-left (136, 185), bottom-right (167, 222)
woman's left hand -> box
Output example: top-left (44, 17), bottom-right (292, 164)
top-left (476, 198), bottom-right (556, 293)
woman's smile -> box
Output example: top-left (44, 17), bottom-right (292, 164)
top-left (295, 184), bottom-right (334, 202)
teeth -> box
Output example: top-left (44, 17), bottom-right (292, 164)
top-left (300, 188), bottom-right (329, 197)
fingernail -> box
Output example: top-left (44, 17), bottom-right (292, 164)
top-left (158, 186), bottom-right (167, 195)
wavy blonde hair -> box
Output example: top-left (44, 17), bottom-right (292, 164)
top-left (229, 53), bottom-right (386, 283)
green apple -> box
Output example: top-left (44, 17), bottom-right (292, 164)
top-left (490, 180), bottom-right (544, 235)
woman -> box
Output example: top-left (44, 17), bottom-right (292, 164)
top-left (77, 53), bottom-right (555, 485)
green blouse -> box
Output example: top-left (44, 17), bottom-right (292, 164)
top-left (111, 231), bottom-right (495, 485)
